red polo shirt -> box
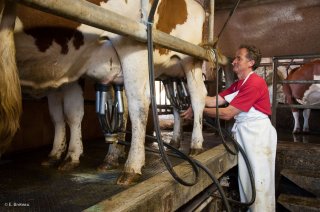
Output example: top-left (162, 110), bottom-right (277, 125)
top-left (219, 73), bottom-right (271, 115)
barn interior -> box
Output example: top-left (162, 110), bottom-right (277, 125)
top-left (1, 0), bottom-right (320, 211)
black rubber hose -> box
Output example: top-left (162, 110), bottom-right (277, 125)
top-left (147, 0), bottom-right (199, 186)
top-left (211, 49), bottom-right (256, 207)
top-left (146, 1), bottom-right (233, 210)
top-left (117, 138), bottom-right (232, 212)
top-left (214, 64), bottom-right (238, 155)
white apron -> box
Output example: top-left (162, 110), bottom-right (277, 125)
top-left (225, 72), bottom-right (277, 212)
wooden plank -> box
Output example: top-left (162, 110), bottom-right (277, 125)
top-left (84, 144), bottom-right (237, 212)
top-left (276, 142), bottom-right (320, 172)
top-left (15, 0), bottom-right (213, 61)
top-left (278, 194), bottom-right (320, 212)
top-left (281, 169), bottom-right (320, 197)
top-left (275, 142), bottom-right (320, 189)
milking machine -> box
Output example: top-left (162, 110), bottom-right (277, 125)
top-left (95, 83), bottom-right (124, 143)
top-left (162, 78), bottom-right (190, 112)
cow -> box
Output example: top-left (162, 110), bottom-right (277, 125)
top-left (282, 60), bottom-right (320, 133)
top-left (0, 0), bottom-right (224, 185)
top-left (0, 1), bottom-right (126, 171)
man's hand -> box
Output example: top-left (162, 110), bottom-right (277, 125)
top-left (180, 106), bottom-right (193, 120)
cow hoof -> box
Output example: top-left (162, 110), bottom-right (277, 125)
top-left (41, 157), bottom-right (60, 167)
top-left (116, 172), bottom-right (141, 185)
top-left (58, 159), bottom-right (80, 171)
top-left (303, 128), bottom-right (310, 134)
top-left (97, 162), bottom-right (119, 171)
top-left (293, 128), bottom-right (301, 134)
top-left (189, 148), bottom-right (204, 156)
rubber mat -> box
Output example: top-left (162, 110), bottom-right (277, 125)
top-left (0, 131), bottom-right (221, 211)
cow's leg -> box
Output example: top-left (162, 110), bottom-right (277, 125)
top-left (302, 109), bottom-right (311, 133)
top-left (292, 111), bottom-right (301, 134)
top-left (99, 143), bottom-right (126, 170)
top-left (117, 50), bottom-right (149, 185)
top-left (42, 90), bottom-right (67, 167)
top-left (58, 82), bottom-right (84, 171)
top-left (170, 107), bottom-right (183, 149)
top-left (98, 87), bottom-right (128, 171)
top-left (185, 60), bottom-right (207, 156)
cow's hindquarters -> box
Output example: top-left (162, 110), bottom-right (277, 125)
top-left (0, 1), bottom-right (22, 155)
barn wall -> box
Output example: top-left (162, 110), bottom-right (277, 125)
top-left (6, 79), bottom-right (103, 154)
top-left (214, 0), bottom-right (320, 57)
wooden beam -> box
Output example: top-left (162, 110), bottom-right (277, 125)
top-left (84, 144), bottom-right (237, 211)
top-left (278, 194), bottom-right (320, 211)
top-left (281, 169), bottom-right (320, 197)
top-left (14, 0), bottom-right (211, 61)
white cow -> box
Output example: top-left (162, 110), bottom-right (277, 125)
top-left (0, 0), bottom-right (221, 185)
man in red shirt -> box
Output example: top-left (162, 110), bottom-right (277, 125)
top-left (182, 44), bottom-right (277, 211)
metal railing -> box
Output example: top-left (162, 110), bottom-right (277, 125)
top-left (155, 80), bottom-right (173, 115)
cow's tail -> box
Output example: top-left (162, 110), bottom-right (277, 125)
top-left (0, 1), bottom-right (21, 155)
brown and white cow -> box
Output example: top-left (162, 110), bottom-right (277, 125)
top-left (282, 60), bottom-right (320, 133)
top-left (0, 0), bottom-right (220, 184)
top-left (0, 1), bottom-right (125, 171)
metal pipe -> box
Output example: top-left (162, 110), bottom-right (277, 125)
top-left (95, 91), bottom-right (100, 113)
top-left (271, 60), bottom-right (278, 126)
top-left (16, 0), bottom-right (211, 61)
top-left (99, 91), bottom-right (107, 115)
top-left (208, 0), bottom-right (215, 45)
top-left (180, 80), bottom-right (189, 97)
top-left (173, 80), bottom-right (178, 98)
top-left (277, 104), bottom-right (320, 109)
top-left (114, 85), bottom-right (124, 114)
top-left (279, 80), bottom-right (320, 84)
top-left (140, 0), bottom-right (148, 23)
top-left (273, 54), bottom-right (320, 60)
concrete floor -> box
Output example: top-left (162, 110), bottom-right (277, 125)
top-left (0, 128), bottom-right (318, 211)
top-left (0, 131), bottom-right (223, 212)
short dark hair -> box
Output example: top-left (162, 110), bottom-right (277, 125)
top-left (239, 44), bottom-right (261, 70)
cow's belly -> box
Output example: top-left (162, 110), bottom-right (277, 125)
top-left (14, 32), bottom-right (86, 88)
top-left (153, 53), bottom-right (189, 79)
top-left (15, 31), bottom-right (123, 92)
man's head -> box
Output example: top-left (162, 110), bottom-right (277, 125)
top-left (232, 45), bottom-right (261, 75)
top-left (239, 44), bottom-right (261, 70)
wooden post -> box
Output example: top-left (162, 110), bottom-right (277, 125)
top-left (15, 0), bottom-right (212, 61)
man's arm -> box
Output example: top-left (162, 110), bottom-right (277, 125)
top-left (181, 95), bottom-right (230, 120)
top-left (204, 105), bottom-right (242, 120)
top-left (205, 95), bottom-right (226, 107)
